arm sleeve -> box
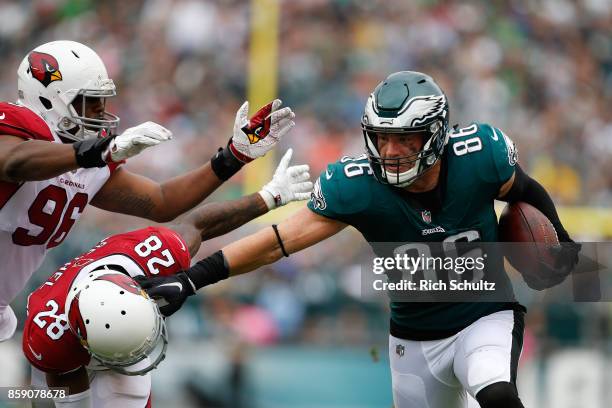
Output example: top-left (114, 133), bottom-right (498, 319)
top-left (185, 250), bottom-right (228, 291)
top-left (500, 164), bottom-right (572, 242)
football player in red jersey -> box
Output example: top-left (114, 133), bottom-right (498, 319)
top-left (0, 40), bottom-right (296, 341)
top-left (22, 147), bottom-right (311, 407)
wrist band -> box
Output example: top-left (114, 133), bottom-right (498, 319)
top-left (259, 190), bottom-right (274, 210)
top-left (185, 250), bottom-right (229, 290)
top-left (272, 224), bottom-right (289, 257)
top-left (73, 136), bottom-right (114, 168)
top-left (210, 144), bottom-right (244, 181)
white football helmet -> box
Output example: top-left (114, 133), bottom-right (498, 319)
top-left (17, 40), bottom-right (120, 142)
top-left (65, 268), bottom-right (167, 376)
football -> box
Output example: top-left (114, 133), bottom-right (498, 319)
top-left (498, 202), bottom-right (559, 273)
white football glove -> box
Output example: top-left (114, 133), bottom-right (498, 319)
top-left (105, 121), bottom-right (172, 162)
top-left (229, 99), bottom-right (295, 163)
top-left (259, 148), bottom-right (313, 209)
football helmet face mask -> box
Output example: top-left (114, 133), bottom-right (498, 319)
top-left (17, 40), bottom-right (120, 142)
top-left (65, 268), bottom-right (167, 376)
top-left (361, 71), bottom-right (449, 187)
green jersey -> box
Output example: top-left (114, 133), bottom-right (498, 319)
top-left (307, 122), bottom-right (525, 340)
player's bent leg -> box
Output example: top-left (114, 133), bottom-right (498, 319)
top-left (30, 366), bottom-right (54, 408)
top-left (389, 334), bottom-right (466, 408)
top-left (476, 381), bottom-right (525, 408)
top-left (31, 366), bottom-right (92, 408)
top-left (453, 309), bottom-right (525, 404)
top-left (89, 370), bottom-right (151, 408)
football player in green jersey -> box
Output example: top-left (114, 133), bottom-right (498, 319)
top-left (141, 71), bottom-right (580, 408)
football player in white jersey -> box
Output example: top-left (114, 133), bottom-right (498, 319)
top-left (0, 40), bottom-right (296, 341)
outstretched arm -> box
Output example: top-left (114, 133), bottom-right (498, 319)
top-left (92, 100), bottom-right (295, 222)
top-left (169, 148), bottom-right (312, 256)
top-left (186, 194), bottom-right (270, 243)
top-left (140, 207), bottom-right (346, 316)
top-left (0, 136), bottom-right (79, 181)
top-left (170, 192), bottom-right (269, 256)
top-left (224, 207), bottom-right (347, 275)
top-left (91, 164), bottom-right (224, 223)
top-left (0, 122), bottom-right (172, 182)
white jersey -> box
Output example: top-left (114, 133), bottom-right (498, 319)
top-left (0, 102), bottom-right (121, 308)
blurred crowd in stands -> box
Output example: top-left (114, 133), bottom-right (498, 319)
top-left (2, 2), bottom-right (610, 399)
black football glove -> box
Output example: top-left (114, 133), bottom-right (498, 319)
top-left (135, 273), bottom-right (195, 317)
top-left (550, 240), bottom-right (581, 272)
top-left (523, 240), bottom-right (582, 291)
top-left (135, 251), bottom-right (230, 316)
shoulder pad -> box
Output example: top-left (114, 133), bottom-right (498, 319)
top-left (308, 155), bottom-right (374, 220)
top-left (0, 102), bottom-right (54, 141)
top-left (447, 122), bottom-right (516, 185)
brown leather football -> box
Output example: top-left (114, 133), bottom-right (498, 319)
top-left (498, 202), bottom-right (559, 273)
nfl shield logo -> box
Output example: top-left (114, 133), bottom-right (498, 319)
top-left (421, 210), bottom-right (432, 224)
top-left (396, 344), bottom-right (405, 357)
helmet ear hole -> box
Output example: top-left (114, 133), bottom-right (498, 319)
top-left (39, 97), bottom-right (52, 110)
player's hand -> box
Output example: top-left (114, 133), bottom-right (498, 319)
top-left (135, 273), bottom-right (194, 317)
top-left (259, 148), bottom-right (313, 209)
top-left (522, 263), bottom-right (568, 291)
top-left (229, 99), bottom-right (295, 163)
top-left (105, 121), bottom-right (173, 162)
top-left (523, 241), bottom-right (581, 291)
top-left (550, 240), bottom-right (581, 273)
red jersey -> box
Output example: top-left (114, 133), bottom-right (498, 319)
top-left (22, 226), bottom-right (190, 374)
